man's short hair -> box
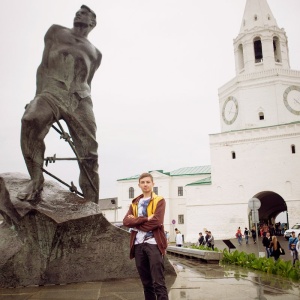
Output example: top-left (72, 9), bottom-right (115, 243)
top-left (139, 172), bottom-right (153, 183)
top-left (81, 5), bottom-right (97, 26)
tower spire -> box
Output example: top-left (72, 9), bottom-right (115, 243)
top-left (239, 0), bottom-right (278, 34)
top-left (234, 0), bottom-right (290, 74)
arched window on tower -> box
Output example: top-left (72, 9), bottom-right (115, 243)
top-left (254, 14), bottom-right (258, 21)
top-left (232, 151), bottom-right (236, 159)
top-left (129, 187), bottom-right (134, 198)
top-left (273, 36), bottom-right (282, 63)
top-left (259, 112), bottom-right (265, 120)
top-left (291, 145), bottom-right (296, 154)
top-left (237, 44), bottom-right (244, 72)
top-left (254, 37), bottom-right (263, 63)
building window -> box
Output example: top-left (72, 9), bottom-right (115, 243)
top-left (153, 187), bottom-right (158, 194)
top-left (291, 145), bottom-right (296, 154)
top-left (273, 36), bottom-right (282, 63)
top-left (232, 151), bottom-right (236, 159)
top-left (259, 112), bottom-right (264, 120)
top-left (237, 44), bottom-right (244, 71)
top-left (178, 186), bottom-right (183, 196)
top-left (178, 214), bottom-right (184, 224)
top-left (254, 37), bottom-right (263, 63)
top-left (254, 14), bottom-right (258, 21)
top-left (129, 187), bottom-right (134, 199)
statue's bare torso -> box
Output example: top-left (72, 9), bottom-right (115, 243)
top-left (39, 24), bottom-right (101, 99)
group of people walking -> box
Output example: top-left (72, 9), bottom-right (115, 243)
top-left (262, 232), bottom-right (284, 261)
top-left (235, 226), bottom-right (257, 245)
top-left (197, 230), bottom-right (215, 250)
top-left (236, 225), bottom-right (300, 265)
top-left (262, 230), bottom-right (300, 264)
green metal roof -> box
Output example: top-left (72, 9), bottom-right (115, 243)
top-left (170, 165), bottom-right (211, 176)
top-left (117, 174), bottom-right (140, 181)
top-left (186, 176), bottom-right (212, 186)
top-left (117, 166), bottom-right (211, 181)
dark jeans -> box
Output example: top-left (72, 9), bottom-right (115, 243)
top-left (265, 247), bottom-right (271, 258)
top-left (134, 243), bottom-right (168, 300)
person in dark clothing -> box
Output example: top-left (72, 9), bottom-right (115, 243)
top-left (251, 225), bottom-right (257, 244)
top-left (204, 230), bottom-right (209, 245)
top-left (198, 232), bottom-right (205, 246)
top-left (244, 228), bottom-right (249, 244)
top-left (269, 236), bottom-right (282, 261)
top-left (262, 232), bottom-right (272, 258)
top-left (207, 231), bottom-right (215, 250)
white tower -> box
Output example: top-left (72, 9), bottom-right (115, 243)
top-left (207, 0), bottom-right (300, 234)
top-left (219, 0), bottom-right (300, 133)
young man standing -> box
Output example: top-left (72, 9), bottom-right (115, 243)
top-left (123, 173), bottom-right (168, 300)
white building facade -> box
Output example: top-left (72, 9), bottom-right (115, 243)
top-left (117, 0), bottom-right (300, 242)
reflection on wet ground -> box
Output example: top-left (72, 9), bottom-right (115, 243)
top-left (169, 256), bottom-right (300, 300)
top-left (0, 256), bottom-right (299, 299)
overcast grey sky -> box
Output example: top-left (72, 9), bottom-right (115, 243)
top-left (1, 0), bottom-right (300, 198)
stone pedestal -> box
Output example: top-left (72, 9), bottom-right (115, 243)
top-left (0, 173), bottom-right (176, 288)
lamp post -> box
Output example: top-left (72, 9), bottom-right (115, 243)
top-left (248, 198), bottom-right (261, 256)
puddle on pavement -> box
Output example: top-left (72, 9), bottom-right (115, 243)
top-left (168, 257), bottom-right (300, 300)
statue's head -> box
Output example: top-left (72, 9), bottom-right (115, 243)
top-left (74, 5), bottom-right (97, 31)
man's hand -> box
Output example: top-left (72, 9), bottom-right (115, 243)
top-left (127, 214), bottom-right (135, 219)
top-left (148, 214), bottom-right (154, 221)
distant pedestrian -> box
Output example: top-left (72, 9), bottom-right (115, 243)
top-left (288, 231), bottom-right (299, 266)
top-left (262, 232), bottom-right (272, 258)
top-left (269, 236), bottom-right (282, 261)
top-left (165, 231), bottom-right (170, 243)
top-left (296, 234), bottom-right (300, 263)
top-left (198, 232), bottom-right (205, 246)
top-left (251, 225), bottom-right (257, 244)
top-left (175, 229), bottom-right (183, 247)
top-left (207, 231), bottom-right (215, 250)
top-left (244, 227), bottom-right (249, 244)
top-left (236, 227), bottom-right (243, 245)
top-left (204, 230), bottom-right (209, 245)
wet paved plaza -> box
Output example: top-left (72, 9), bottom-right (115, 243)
top-left (0, 236), bottom-right (299, 299)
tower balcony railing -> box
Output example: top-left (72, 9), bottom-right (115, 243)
top-left (219, 68), bottom-right (300, 94)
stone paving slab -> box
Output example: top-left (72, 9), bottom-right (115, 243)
top-left (0, 252), bottom-right (299, 300)
top-left (167, 245), bottom-right (223, 262)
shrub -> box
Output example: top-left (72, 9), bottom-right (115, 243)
top-left (189, 244), bottom-right (220, 252)
top-left (221, 248), bottom-right (300, 281)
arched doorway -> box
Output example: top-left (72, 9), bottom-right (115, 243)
top-left (248, 191), bottom-right (287, 234)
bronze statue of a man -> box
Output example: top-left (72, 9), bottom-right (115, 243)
top-left (18, 5), bottom-right (102, 203)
